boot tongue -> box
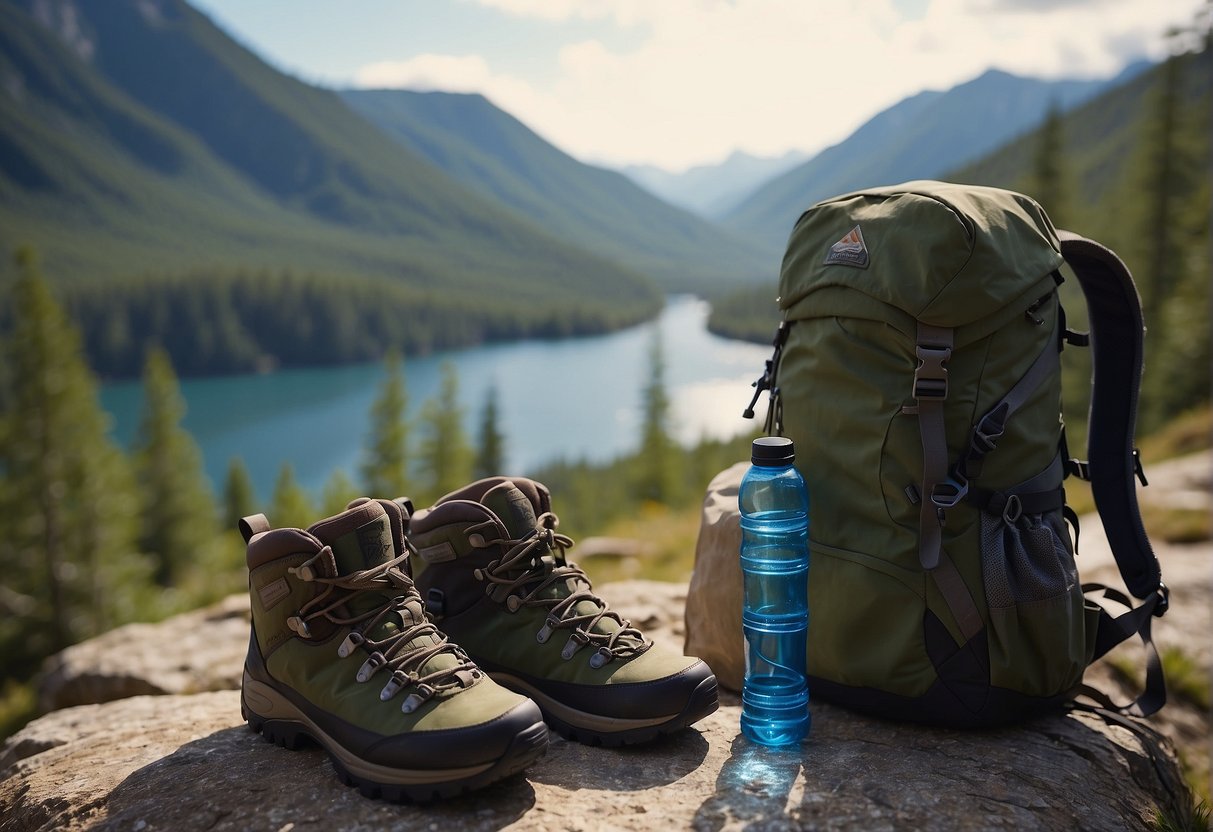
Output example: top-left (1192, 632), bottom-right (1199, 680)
top-left (311, 503), bottom-right (465, 682)
top-left (308, 502), bottom-right (395, 576)
top-left (482, 481), bottom-right (625, 639)
top-left (480, 481), bottom-right (539, 540)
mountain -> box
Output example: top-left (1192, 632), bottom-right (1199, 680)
top-left (339, 89), bottom-right (770, 293)
top-left (0, 0), bottom-right (661, 377)
top-left (724, 64), bottom-right (1151, 255)
top-left (620, 150), bottom-right (808, 219)
top-left (708, 46), bottom-right (1210, 436)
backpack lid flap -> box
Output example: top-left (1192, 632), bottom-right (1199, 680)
top-left (779, 181), bottom-right (1064, 330)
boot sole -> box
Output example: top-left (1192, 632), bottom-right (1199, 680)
top-left (490, 671), bottom-right (720, 747)
top-left (241, 672), bottom-right (548, 801)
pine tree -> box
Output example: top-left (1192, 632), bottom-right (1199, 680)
top-left (132, 347), bottom-right (219, 585)
top-left (1140, 57), bottom-right (1180, 319)
top-left (361, 351), bottom-right (409, 497)
top-left (636, 331), bottom-right (678, 503)
top-left (474, 383), bottom-right (506, 478)
top-left (1140, 32), bottom-right (1212, 429)
top-left (1031, 102), bottom-right (1071, 227)
top-left (416, 362), bottom-right (473, 497)
top-left (0, 248), bottom-right (147, 678)
top-left (320, 469), bottom-right (359, 517)
top-left (222, 457), bottom-right (257, 530)
top-left (270, 463), bottom-right (314, 530)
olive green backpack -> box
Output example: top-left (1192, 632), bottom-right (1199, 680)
top-left (744, 180), bottom-right (1168, 726)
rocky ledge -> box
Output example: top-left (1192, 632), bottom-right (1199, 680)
top-left (2, 572), bottom-right (1203, 831)
top-left (7, 446), bottom-right (1213, 832)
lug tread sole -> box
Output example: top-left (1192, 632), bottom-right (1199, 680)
top-left (497, 672), bottom-right (720, 747)
top-left (241, 691), bottom-right (548, 802)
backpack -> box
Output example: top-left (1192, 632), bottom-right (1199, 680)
top-left (732, 180), bottom-right (1168, 727)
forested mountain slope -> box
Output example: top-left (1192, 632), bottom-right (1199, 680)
top-left (340, 89), bottom-right (770, 293)
top-left (0, 0), bottom-right (661, 377)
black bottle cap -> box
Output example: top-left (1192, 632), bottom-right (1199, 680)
top-left (751, 436), bottom-right (795, 467)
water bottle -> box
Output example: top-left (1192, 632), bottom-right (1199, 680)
top-left (739, 436), bottom-right (810, 746)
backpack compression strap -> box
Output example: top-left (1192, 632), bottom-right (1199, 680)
top-left (1057, 231), bottom-right (1163, 600)
top-left (912, 323), bottom-right (955, 571)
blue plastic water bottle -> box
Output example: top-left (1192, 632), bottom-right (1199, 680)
top-left (739, 436), bottom-right (810, 746)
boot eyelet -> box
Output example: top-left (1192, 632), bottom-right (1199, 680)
top-left (535, 614), bottom-right (560, 644)
top-left (401, 683), bottom-right (436, 714)
top-left (589, 647), bottom-right (613, 669)
top-left (506, 595), bottom-right (522, 613)
top-left (379, 678), bottom-right (403, 701)
top-left (286, 616), bottom-right (311, 639)
top-left (337, 632), bottom-right (364, 658)
top-left (468, 533), bottom-right (487, 547)
top-left (355, 652), bottom-right (386, 683)
top-left (473, 568), bottom-right (484, 581)
top-left (561, 632), bottom-right (588, 660)
top-left (287, 564), bottom-right (316, 582)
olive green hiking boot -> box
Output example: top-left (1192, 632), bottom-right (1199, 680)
top-left (239, 497), bottom-right (548, 801)
top-left (407, 477), bottom-right (719, 747)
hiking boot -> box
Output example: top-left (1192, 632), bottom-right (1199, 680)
top-left (407, 477), bottom-right (719, 746)
top-left (238, 497), bottom-right (548, 801)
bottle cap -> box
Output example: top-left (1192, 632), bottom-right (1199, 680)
top-left (751, 436), bottom-right (795, 467)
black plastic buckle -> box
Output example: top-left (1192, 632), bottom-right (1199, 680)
top-left (972, 407), bottom-right (1008, 456)
top-left (1153, 582), bottom-right (1169, 618)
top-left (931, 475), bottom-right (970, 510)
top-left (913, 345), bottom-right (951, 400)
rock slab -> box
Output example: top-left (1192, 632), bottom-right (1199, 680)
top-left (4, 578), bottom-right (1198, 831)
top-left (0, 689), bottom-right (1190, 832)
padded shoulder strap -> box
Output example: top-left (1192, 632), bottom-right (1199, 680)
top-left (1057, 231), bottom-right (1161, 599)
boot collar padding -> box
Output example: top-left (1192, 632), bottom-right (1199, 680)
top-left (246, 528), bottom-right (324, 570)
top-left (433, 476), bottom-right (551, 516)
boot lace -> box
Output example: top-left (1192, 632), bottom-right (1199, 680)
top-left (286, 545), bottom-right (479, 713)
top-left (473, 511), bottom-right (652, 668)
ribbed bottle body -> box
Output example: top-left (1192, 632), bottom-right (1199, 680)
top-left (739, 446), bottom-right (810, 746)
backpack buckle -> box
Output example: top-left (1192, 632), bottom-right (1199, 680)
top-left (971, 405), bottom-right (1009, 456)
top-left (1153, 582), bottom-right (1169, 617)
top-left (913, 345), bottom-right (951, 400)
top-left (930, 475), bottom-right (969, 510)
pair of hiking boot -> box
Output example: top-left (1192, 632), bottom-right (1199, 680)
top-left (239, 476), bottom-right (719, 801)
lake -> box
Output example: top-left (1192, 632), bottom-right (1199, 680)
top-left (100, 296), bottom-right (772, 500)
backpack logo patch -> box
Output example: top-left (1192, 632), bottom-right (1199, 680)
top-left (824, 224), bottom-right (869, 268)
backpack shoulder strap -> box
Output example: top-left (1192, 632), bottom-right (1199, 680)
top-left (1058, 230), bottom-right (1163, 600)
top-left (1060, 231), bottom-right (1169, 717)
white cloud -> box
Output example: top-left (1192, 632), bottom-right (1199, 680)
top-left (357, 0), bottom-right (1205, 169)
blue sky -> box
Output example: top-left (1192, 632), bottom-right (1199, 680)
top-left (191, 0), bottom-right (1206, 170)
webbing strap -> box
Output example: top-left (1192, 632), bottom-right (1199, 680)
top-left (1079, 582), bottom-right (1169, 717)
top-left (1059, 232), bottom-right (1160, 600)
top-left (931, 550), bottom-right (984, 642)
top-left (958, 334), bottom-right (1060, 482)
top-left (913, 323), bottom-right (954, 571)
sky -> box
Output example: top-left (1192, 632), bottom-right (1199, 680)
top-left (190, 0), bottom-right (1207, 171)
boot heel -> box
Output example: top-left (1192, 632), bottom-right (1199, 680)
top-left (257, 718), bottom-right (312, 750)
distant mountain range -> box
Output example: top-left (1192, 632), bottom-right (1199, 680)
top-left (0, 0), bottom-right (665, 304)
top-left (620, 150), bottom-right (808, 219)
top-left (722, 62), bottom-right (1152, 256)
top-left (339, 89), bottom-right (769, 293)
top-left (0, 0), bottom-right (1166, 378)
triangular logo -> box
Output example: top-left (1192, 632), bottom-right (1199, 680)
top-left (823, 224), bottom-right (869, 269)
